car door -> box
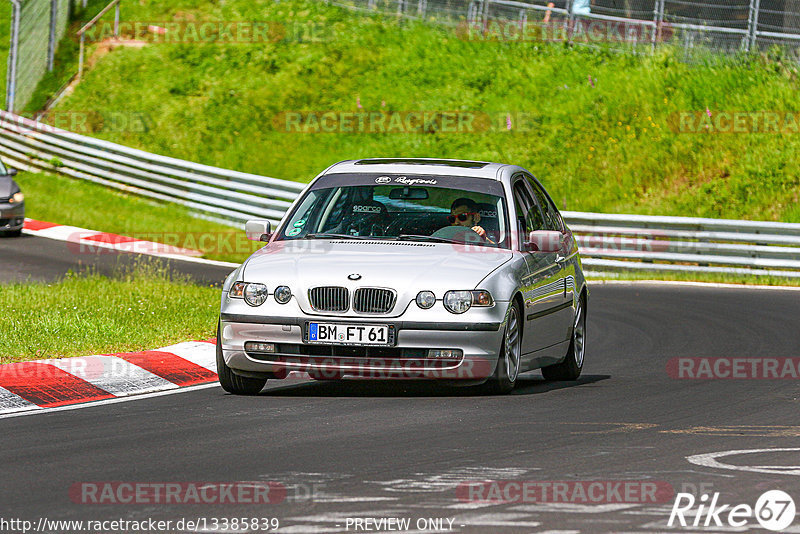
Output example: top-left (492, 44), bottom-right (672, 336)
top-left (511, 176), bottom-right (567, 355)
top-left (527, 175), bottom-right (574, 344)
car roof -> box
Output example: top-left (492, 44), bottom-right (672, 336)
top-left (323, 158), bottom-right (510, 180)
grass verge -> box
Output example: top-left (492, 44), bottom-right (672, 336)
top-left (0, 261), bottom-right (219, 363)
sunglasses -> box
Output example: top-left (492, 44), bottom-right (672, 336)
top-left (447, 212), bottom-right (477, 223)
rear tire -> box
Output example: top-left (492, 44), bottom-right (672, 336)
top-left (485, 300), bottom-right (522, 394)
top-left (541, 294), bottom-right (585, 381)
top-left (1, 229), bottom-right (22, 237)
top-left (216, 323), bottom-right (267, 395)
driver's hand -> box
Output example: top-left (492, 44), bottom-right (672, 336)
top-left (472, 225), bottom-right (495, 244)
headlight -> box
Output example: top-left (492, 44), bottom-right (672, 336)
top-left (443, 290), bottom-right (494, 314)
top-left (443, 290), bottom-right (472, 314)
top-left (274, 285), bottom-right (292, 304)
top-left (416, 291), bottom-right (436, 309)
top-left (9, 192), bottom-right (23, 204)
top-left (244, 283), bottom-right (269, 306)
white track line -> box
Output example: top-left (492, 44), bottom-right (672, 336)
top-left (588, 280), bottom-right (800, 291)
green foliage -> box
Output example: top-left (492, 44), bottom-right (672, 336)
top-left (26, 0), bottom-right (800, 224)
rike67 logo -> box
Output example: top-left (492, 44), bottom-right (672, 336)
top-left (668, 490), bottom-right (796, 531)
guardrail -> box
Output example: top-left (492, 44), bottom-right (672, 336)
top-left (565, 211), bottom-right (800, 279)
top-left (0, 111), bottom-right (306, 227)
top-left (1, 110), bottom-right (799, 279)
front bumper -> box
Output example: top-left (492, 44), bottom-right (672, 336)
top-left (0, 202), bottom-right (24, 231)
top-left (219, 307), bottom-right (507, 381)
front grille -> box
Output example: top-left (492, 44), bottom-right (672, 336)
top-left (309, 286), bottom-right (349, 312)
top-left (353, 288), bottom-right (395, 314)
top-left (271, 343), bottom-right (426, 359)
top-left (0, 197), bottom-right (8, 204)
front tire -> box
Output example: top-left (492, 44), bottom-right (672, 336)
top-left (542, 294), bottom-right (585, 381)
top-left (216, 323), bottom-right (267, 395)
top-left (486, 300), bottom-right (522, 394)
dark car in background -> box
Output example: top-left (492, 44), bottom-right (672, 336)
top-left (0, 159), bottom-right (24, 237)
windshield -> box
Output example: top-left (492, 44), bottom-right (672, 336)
top-left (277, 182), bottom-right (509, 248)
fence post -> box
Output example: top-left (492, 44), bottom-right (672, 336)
top-left (566, 0), bottom-right (574, 44)
top-left (78, 32), bottom-right (86, 80)
top-left (417, 0), bottom-right (426, 18)
top-left (747, 0), bottom-right (761, 52)
top-left (48, 0), bottom-right (57, 71)
top-left (5, 0), bottom-right (21, 112)
top-left (651, 0), bottom-right (664, 52)
top-left (114, 0), bottom-right (120, 37)
top-left (481, 0), bottom-right (490, 29)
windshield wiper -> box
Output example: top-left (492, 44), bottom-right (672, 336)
top-left (396, 234), bottom-right (464, 244)
top-left (303, 233), bottom-right (372, 240)
top-left (396, 234), bottom-right (494, 247)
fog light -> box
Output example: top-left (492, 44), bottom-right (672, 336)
top-left (274, 285), bottom-right (292, 304)
top-left (427, 349), bottom-right (463, 360)
top-left (245, 342), bottom-right (275, 353)
top-left (416, 290), bottom-right (436, 309)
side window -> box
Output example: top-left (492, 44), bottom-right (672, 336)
top-left (512, 180), bottom-right (544, 235)
top-left (528, 178), bottom-right (561, 232)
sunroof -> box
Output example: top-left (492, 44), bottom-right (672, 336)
top-left (354, 158), bottom-right (489, 169)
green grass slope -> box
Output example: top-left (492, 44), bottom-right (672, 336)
top-left (26, 0), bottom-right (800, 222)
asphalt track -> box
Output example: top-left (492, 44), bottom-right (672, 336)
top-left (0, 233), bottom-right (235, 285)
top-left (2, 277), bottom-right (800, 532)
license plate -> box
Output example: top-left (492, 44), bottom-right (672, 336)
top-left (307, 322), bottom-right (390, 345)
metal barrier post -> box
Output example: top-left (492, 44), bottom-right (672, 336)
top-left (48, 0), bottom-right (57, 71)
top-left (114, 1), bottom-right (120, 36)
top-left (566, 0), bottom-right (574, 44)
top-left (78, 32), bottom-right (85, 80)
top-left (747, 0), bottom-right (761, 51)
top-left (5, 0), bottom-right (21, 112)
top-left (652, 0), bottom-right (664, 52)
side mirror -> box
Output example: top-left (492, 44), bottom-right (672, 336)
top-left (6, 168), bottom-right (17, 177)
top-left (523, 230), bottom-right (563, 253)
top-left (245, 220), bottom-right (272, 242)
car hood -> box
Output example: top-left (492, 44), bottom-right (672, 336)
top-left (242, 239), bottom-right (513, 316)
top-left (0, 178), bottom-right (17, 198)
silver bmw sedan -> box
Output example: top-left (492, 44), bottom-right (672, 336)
top-left (217, 158), bottom-right (587, 394)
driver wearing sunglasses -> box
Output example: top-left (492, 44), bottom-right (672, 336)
top-left (448, 197), bottom-right (494, 243)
